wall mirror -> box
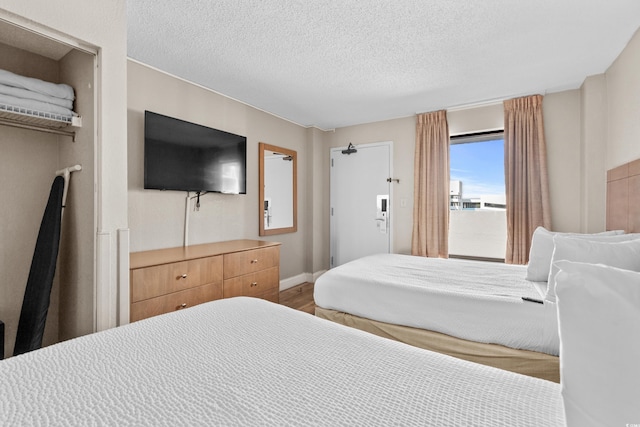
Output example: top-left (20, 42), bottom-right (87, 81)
top-left (259, 142), bottom-right (297, 236)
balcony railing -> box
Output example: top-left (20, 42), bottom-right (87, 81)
top-left (449, 210), bottom-right (506, 260)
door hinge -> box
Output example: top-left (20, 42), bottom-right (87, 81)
top-left (331, 158), bottom-right (334, 167)
top-left (331, 256), bottom-right (333, 266)
top-left (331, 207), bottom-right (334, 216)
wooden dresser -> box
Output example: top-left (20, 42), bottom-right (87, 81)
top-left (129, 240), bottom-right (280, 322)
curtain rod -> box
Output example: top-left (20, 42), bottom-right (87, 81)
top-left (414, 99), bottom-right (503, 116)
top-left (417, 91), bottom-right (548, 115)
top-left (445, 99), bottom-right (504, 113)
top-left (450, 129), bottom-right (504, 140)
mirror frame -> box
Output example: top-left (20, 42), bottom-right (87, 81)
top-left (259, 142), bottom-right (297, 236)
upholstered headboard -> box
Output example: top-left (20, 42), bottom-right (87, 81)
top-left (607, 158), bottom-right (640, 233)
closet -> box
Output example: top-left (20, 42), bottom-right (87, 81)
top-left (0, 19), bottom-right (95, 358)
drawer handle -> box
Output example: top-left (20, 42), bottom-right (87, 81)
top-left (179, 274), bottom-right (188, 279)
top-left (250, 259), bottom-right (259, 264)
top-left (250, 282), bottom-right (258, 287)
top-left (177, 303), bottom-right (188, 310)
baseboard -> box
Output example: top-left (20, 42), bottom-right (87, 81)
top-left (279, 273), bottom-right (309, 291)
top-left (279, 270), bottom-right (328, 291)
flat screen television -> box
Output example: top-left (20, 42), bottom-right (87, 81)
top-left (144, 111), bottom-right (247, 194)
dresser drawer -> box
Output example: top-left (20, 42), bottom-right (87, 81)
top-left (223, 266), bottom-right (279, 298)
top-left (223, 246), bottom-right (279, 279)
top-left (130, 240), bottom-right (280, 323)
top-left (131, 255), bottom-right (223, 302)
top-left (130, 282), bottom-right (223, 322)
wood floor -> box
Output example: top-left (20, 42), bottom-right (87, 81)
top-left (279, 282), bottom-right (315, 314)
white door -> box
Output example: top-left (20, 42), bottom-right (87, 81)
top-left (330, 141), bottom-right (393, 268)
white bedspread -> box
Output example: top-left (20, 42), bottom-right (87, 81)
top-left (0, 298), bottom-right (563, 426)
top-left (314, 254), bottom-right (559, 355)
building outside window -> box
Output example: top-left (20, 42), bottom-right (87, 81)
top-left (449, 131), bottom-right (506, 260)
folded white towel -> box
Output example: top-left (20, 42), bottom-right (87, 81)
top-left (0, 93), bottom-right (74, 119)
top-left (0, 69), bottom-right (74, 101)
top-left (0, 84), bottom-right (73, 109)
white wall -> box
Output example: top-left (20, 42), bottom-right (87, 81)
top-left (544, 90), bottom-right (583, 232)
top-left (307, 127), bottom-right (330, 277)
top-left (448, 103), bottom-right (503, 135)
top-left (580, 75), bottom-right (608, 233)
top-left (57, 49), bottom-right (97, 341)
top-left (606, 27), bottom-right (640, 168)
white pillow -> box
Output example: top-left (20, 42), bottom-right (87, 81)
top-left (545, 236), bottom-right (640, 302)
top-left (525, 227), bottom-right (626, 282)
top-left (554, 261), bottom-right (640, 427)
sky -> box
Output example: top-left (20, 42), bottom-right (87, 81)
top-left (450, 138), bottom-right (505, 199)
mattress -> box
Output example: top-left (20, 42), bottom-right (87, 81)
top-left (314, 254), bottom-right (559, 355)
top-left (0, 297), bottom-right (563, 426)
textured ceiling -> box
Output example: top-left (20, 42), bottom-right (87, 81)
top-left (127, 0), bottom-right (640, 130)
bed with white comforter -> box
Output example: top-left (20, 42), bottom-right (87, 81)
top-left (0, 297), bottom-right (564, 426)
top-left (315, 254), bottom-right (559, 354)
top-left (314, 253), bottom-right (561, 381)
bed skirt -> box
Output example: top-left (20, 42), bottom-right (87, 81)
top-left (315, 307), bottom-right (559, 383)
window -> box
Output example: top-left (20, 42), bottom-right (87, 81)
top-left (449, 131), bottom-right (506, 260)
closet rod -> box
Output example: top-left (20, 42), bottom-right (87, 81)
top-left (0, 118), bottom-right (76, 141)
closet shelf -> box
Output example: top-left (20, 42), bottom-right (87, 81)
top-left (0, 102), bottom-right (82, 140)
